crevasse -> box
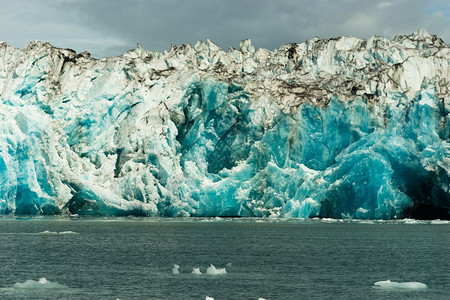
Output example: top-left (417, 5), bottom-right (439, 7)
top-left (0, 30), bottom-right (448, 219)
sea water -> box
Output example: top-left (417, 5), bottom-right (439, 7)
top-left (0, 218), bottom-right (448, 299)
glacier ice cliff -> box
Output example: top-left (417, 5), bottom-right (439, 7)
top-left (0, 29), bottom-right (449, 219)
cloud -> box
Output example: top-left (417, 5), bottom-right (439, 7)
top-left (0, 0), bottom-right (127, 56)
top-left (0, 0), bottom-right (448, 58)
top-left (378, 2), bottom-right (394, 9)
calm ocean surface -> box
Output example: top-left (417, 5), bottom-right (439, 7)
top-left (0, 218), bottom-right (448, 300)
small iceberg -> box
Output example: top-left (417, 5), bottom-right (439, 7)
top-left (373, 280), bottom-right (427, 290)
top-left (206, 264), bottom-right (226, 275)
top-left (38, 231), bottom-right (79, 235)
top-left (172, 264), bottom-right (180, 274)
top-left (13, 278), bottom-right (68, 289)
top-left (192, 268), bottom-right (202, 275)
top-left (430, 219), bottom-right (450, 225)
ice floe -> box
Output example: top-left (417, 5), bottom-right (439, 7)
top-left (172, 264), bottom-right (180, 275)
top-left (192, 268), bottom-right (202, 275)
top-left (38, 231), bottom-right (79, 235)
top-left (206, 264), bottom-right (227, 275)
top-left (13, 278), bottom-right (68, 289)
top-left (373, 280), bottom-right (428, 290)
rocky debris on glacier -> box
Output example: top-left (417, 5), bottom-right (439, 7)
top-left (0, 29), bottom-right (448, 219)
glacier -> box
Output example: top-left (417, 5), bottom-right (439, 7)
top-left (0, 29), bottom-right (448, 219)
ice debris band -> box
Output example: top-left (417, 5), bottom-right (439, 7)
top-left (0, 29), bottom-right (448, 219)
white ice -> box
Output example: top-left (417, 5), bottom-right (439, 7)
top-left (13, 277), bottom-right (68, 289)
top-left (206, 264), bottom-right (226, 275)
top-left (0, 30), bottom-right (448, 219)
top-left (39, 231), bottom-right (79, 235)
top-left (192, 268), bottom-right (202, 275)
top-left (373, 280), bottom-right (428, 290)
top-left (172, 264), bottom-right (180, 274)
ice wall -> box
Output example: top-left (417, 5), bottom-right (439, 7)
top-left (0, 29), bottom-right (448, 218)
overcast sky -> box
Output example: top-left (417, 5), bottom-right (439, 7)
top-left (1, 0), bottom-right (449, 58)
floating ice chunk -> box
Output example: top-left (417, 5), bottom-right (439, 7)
top-left (226, 262), bottom-right (232, 267)
top-left (401, 219), bottom-right (423, 224)
top-left (359, 220), bottom-right (375, 224)
top-left (13, 277), bottom-right (68, 289)
top-left (319, 218), bottom-right (340, 223)
top-left (430, 220), bottom-right (450, 225)
top-left (373, 280), bottom-right (427, 290)
top-left (205, 297), bottom-right (214, 300)
top-left (172, 264), bottom-right (180, 274)
top-left (192, 268), bottom-right (202, 275)
top-left (38, 231), bottom-right (79, 235)
top-left (206, 264), bottom-right (226, 275)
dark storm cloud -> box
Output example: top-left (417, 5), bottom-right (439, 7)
top-left (1, 0), bottom-right (449, 57)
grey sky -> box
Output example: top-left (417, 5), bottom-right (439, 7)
top-left (1, 0), bottom-right (449, 58)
